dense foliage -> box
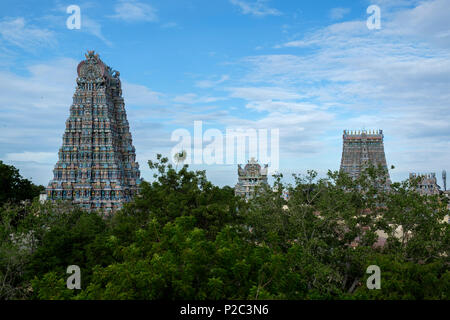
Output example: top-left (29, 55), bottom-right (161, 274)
top-left (0, 156), bottom-right (449, 300)
top-left (0, 160), bottom-right (44, 207)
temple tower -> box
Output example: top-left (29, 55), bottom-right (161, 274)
top-left (340, 129), bottom-right (390, 181)
top-left (409, 173), bottom-right (440, 195)
top-left (235, 158), bottom-right (268, 200)
top-left (46, 51), bottom-right (140, 212)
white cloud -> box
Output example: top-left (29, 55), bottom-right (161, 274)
top-left (173, 93), bottom-right (226, 104)
top-left (0, 58), bottom-right (78, 185)
top-left (384, 0), bottom-right (450, 47)
top-left (4, 152), bottom-right (56, 164)
top-left (245, 100), bottom-right (320, 113)
top-left (0, 17), bottom-right (56, 50)
top-left (0, 58), bottom-right (77, 111)
top-left (110, 0), bottom-right (158, 22)
top-left (371, 0), bottom-right (422, 10)
top-left (227, 86), bottom-right (303, 101)
top-left (329, 7), bottom-right (350, 20)
top-left (82, 16), bottom-right (112, 46)
top-left (45, 4), bottom-right (112, 46)
top-left (250, 0), bottom-right (450, 179)
top-left (195, 75), bottom-right (230, 88)
top-left (230, 0), bottom-right (281, 17)
top-left (122, 81), bottom-right (163, 106)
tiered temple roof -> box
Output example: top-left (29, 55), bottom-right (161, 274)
top-left (235, 157), bottom-right (268, 200)
top-left (340, 129), bottom-right (390, 182)
top-left (409, 173), bottom-right (441, 195)
top-left (46, 51), bottom-right (140, 212)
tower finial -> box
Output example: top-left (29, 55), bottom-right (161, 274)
top-left (85, 50), bottom-right (99, 60)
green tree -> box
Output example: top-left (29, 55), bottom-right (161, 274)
top-left (2, 156), bottom-right (448, 300)
top-left (0, 161), bottom-right (44, 207)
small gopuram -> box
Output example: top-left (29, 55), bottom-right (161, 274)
top-left (235, 158), bottom-right (268, 199)
top-left (409, 173), bottom-right (441, 195)
top-left (46, 51), bottom-right (141, 212)
top-left (340, 129), bottom-right (390, 182)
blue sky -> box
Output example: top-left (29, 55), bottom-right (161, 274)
top-left (0, 0), bottom-right (449, 187)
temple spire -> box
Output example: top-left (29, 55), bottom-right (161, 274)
top-left (235, 158), bottom-right (268, 200)
top-left (340, 128), bottom-right (390, 185)
top-left (46, 52), bottom-right (140, 212)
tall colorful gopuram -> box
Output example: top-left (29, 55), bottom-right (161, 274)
top-left (46, 51), bottom-right (140, 212)
top-left (340, 129), bottom-right (390, 181)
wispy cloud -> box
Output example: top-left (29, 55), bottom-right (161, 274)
top-left (383, 0), bottom-right (450, 48)
top-left (227, 86), bottom-right (303, 101)
top-left (39, 4), bottom-right (112, 46)
top-left (109, 0), bottom-right (158, 22)
top-left (122, 81), bottom-right (163, 106)
top-left (0, 58), bottom-right (77, 183)
top-left (82, 15), bottom-right (112, 46)
top-left (173, 93), bottom-right (226, 104)
top-left (0, 17), bottom-right (56, 50)
top-left (329, 7), bottom-right (350, 20)
top-left (250, 0), bottom-right (450, 176)
top-left (195, 75), bottom-right (229, 88)
top-left (4, 152), bottom-right (56, 164)
top-left (230, 0), bottom-right (281, 17)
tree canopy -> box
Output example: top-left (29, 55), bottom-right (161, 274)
top-left (0, 157), bottom-right (448, 300)
top-left (0, 160), bottom-right (44, 207)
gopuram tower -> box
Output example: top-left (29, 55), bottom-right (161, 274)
top-left (340, 129), bottom-right (390, 182)
top-left (235, 158), bottom-right (269, 200)
top-left (46, 51), bottom-right (140, 212)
